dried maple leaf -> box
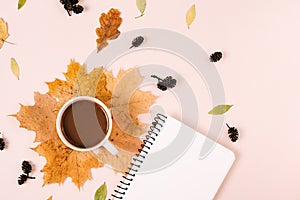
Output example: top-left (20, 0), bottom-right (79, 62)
top-left (33, 139), bottom-right (100, 188)
top-left (96, 8), bottom-right (122, 52)
top-left (13, 60), bottom-right (156, 188)
top-left (0, 18), bottom-right (9, 49)
top-left (13, 92), bottom-right (59, 143)
top-left (105, 68), bottom-right (157, 137)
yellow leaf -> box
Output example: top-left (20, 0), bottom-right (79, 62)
top-left (47, 196), bottom-right (53, 200)
top-left (106, 68), bottom-right (157, 137)
top-left (186, 4), bottom-right (196, 29)
top-left (0, 18), bottom-right (9, 49)
top-left (136, 0), bottom-right (146, 18)
top-left (10, 57), bottom-right (20, 80)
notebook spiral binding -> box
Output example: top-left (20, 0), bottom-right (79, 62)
top-left (109, 113), bottom-right (167, 200)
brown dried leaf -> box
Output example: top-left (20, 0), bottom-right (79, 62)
top-left (14, 92), bottom-right (59, 143)
top-left (96, 147), bottom-right (134, 173)
top-left (13, 60), bottom-right (156, 188)
top-left (47, 196), bottom-right (52, 200)
top-left (96, 8), bottom-right (122, 52)
top-left (0, 18), bottom-right (9, 49)
top-left (106, 68), bottom-right (157, 137)
top-left (109, 120), bottom-right (143, 154)
top-left (33, 139), bottom-right (100, 188)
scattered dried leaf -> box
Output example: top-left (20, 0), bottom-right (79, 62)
top-left (186, 4), bottom-right (196, 29)
top-left (0, 18), bottom-right (9, 49)
top-left (135, 0), bottom-right (146, 18)
top-left (18, 0), bottom-right (27, 10)
top-left (96, 8), bottom-right (122, 52)
top-left (10, 57), bottom-right (20, 80)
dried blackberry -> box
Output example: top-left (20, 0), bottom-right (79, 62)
top-left (73, 5), bottom-right (84, 14)
top-left (210, 52), bottom-right (223, 62)
top-left (151, 75), bottom-right (177, 91)
top-left (130, 36), bottom-right (144, 49)
top-left (226, 123), bottom-right (239, 142)
top-left (22, 161), bottom-right (32, 175)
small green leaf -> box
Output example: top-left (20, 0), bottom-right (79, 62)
top-left (135, 0), bottom-right (146, 18)
top-left (10, 57), bottom-right (20, 80)
top-left (208, 104), bottom-right (233, 115)
top-left (94, 182), bottom-right (107, 200)
top-left (18, 0), bottom-right (27, 10)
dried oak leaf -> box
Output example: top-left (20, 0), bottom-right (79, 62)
top-left (13, 60), bottom-right (156, 188)
top-left (96, 8), bottom-right (122, 52)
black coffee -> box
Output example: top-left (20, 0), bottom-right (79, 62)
top-left (61, 100), bottom-right (108, 149)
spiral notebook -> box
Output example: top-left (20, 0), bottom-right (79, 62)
top-left (109, 114), bottom-right (235, 200)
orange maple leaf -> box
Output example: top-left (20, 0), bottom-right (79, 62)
top-left (13, 60), bottom-right (156, 188)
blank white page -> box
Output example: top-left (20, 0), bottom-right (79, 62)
top-left (111, 116), bottom-right (235, 200)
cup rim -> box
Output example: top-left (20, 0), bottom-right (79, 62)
top-left (56, 96), bottom-right (113, 152)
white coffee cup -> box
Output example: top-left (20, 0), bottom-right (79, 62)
top-left (56, 96), bottom-right (118, 155)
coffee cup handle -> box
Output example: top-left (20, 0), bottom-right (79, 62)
top-left (101, 139), bottom-right (118, 156)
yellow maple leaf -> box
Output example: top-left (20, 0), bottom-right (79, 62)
top-left (13, 60), bottom-right (156, 188)
top-left (0, 18), bottom-right (9, 49)
top-left (106, 68), bottom-right (157, 137)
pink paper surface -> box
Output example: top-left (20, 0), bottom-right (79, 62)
top-left (0, 0), bottom-right (300, 199)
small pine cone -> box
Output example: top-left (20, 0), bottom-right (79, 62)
top-left (0, 138), bottom-right (5, 151)
top-left (130, 36), bottom-right (144, 49)
top-left (227, 124), bottom-right (239, 142)
top-left (70, 0), bottom-right (79, 4)
top-left (18, 174), bottom-right (27, 185)
top-left (210, 52), bottom-right (223, 62)
top-left (73, 5), bottom-right (84, 14)
top-left (22, 161), bottom-right (32, 175)
top-left (64, 2), bottom-right (73, 11)
top-left (163, 76), bottom-right (177, 88)
top-left (60, 0), bottom-right (68, 4)
top-left (157, 83), bottom-right (167, 91)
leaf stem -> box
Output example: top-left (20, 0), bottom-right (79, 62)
top-left (151, 75), bottom-right (163, 81)
top-left (135, 13), bottom-right (144, 19)
top-left (226, 123), bottom-right (231, 128)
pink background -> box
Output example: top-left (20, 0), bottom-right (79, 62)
top-left (1, 0), bottom-right (300, 199)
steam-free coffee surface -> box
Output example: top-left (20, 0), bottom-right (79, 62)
top-left (61, 100), bottom-right (108, 149)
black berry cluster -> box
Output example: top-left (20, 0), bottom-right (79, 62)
top-left (60, 0), bottom-right (84, 16)
top-left (210, 52), bottom-right (223, 62)
top-left (226, 123), bottom-right (239, 142)
top-left (18, 161), bottom-right (35, 185)
top-left (0, 132), bottom-right (5, 151)
top-left (151, 75), bottom-right (177, 91)
top-left (130, 36), bottom-right (144, 49)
